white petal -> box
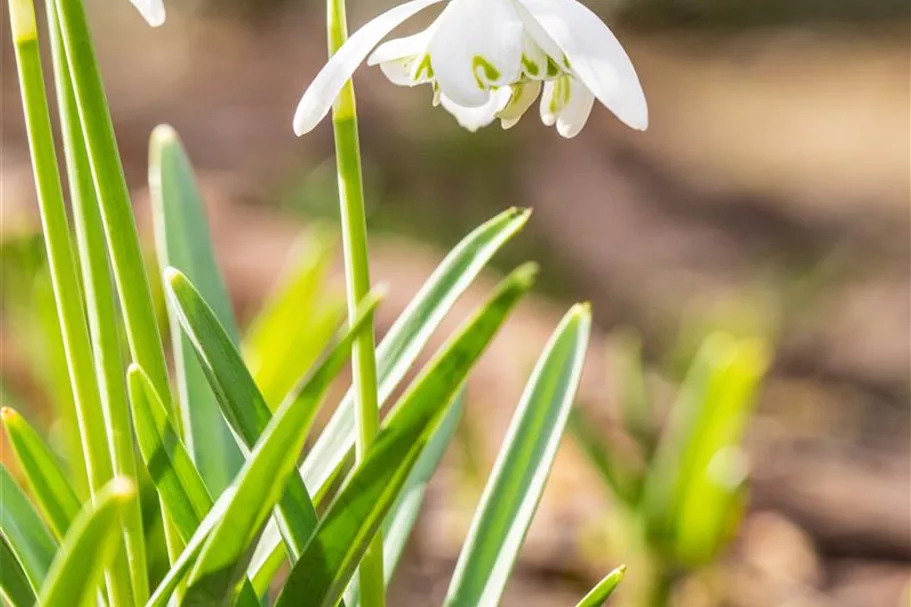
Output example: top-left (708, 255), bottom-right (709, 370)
top-left (555, 78), bottom-right (595, 137)
top-left (368, 30), bottom-right (432, 65)
top-left (293, 0), bottom-right (444, 135)
top-left (519, 0), bottom-right (647, 130)
top-left (440, 88), bottom-right (511, 132)
top-left (132, 0), bottom-right (165, 26)
top-left (378, 58), bottom-right (419, 86)
top-left (498, 80), bottom-right (542, 129)
top-left (539, 78), bottom-right (566, 127)
top-left (427, 0), bottom-right (525, 107)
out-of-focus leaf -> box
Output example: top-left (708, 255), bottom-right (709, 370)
top-left (673, 338), bottom-right (767, 565)
top-left (1, 535), bottom-right (36, 607)
top-left (274, 263), bottom-right (537, 607)
top-left (182, 292), bottom-right (379, 605)
top-left (569, 407), bottom-right (638, 506)
top-left (0, 465), bottom-right (57, 593)
top-left (37, 477), bottom-right (135, 607)
top-left (164, 268), bottom-right (321, 561)
top-left (443, 304), bottom-right (591, 607)
top-left (643, 334), bottom-right (768, 564)
top-left (345, 392), bottom-right (465, 606)
top-left (1, 408), bottom-right (80, 540)
top-left (244, 229), bottom-right (343, 409)
top-left (573, 566), bottom-right (626, 607)
top-left (149, 124), bottom-right (244, 496)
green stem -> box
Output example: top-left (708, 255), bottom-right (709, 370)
top-left (44, 1), bottom-right (149, 601)
top-left (7, 2), bottom-right (130, 606)
top-left (326, 0), bottom-right (384, 604)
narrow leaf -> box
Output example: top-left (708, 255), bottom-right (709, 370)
top-left (1, 535), bottom-right (37, 607)
top-left (574, 566), bottom-right (626, 607)
top-left (253, 208), bottom-right (528, 589)
top-left (38, 477), bottom-right (135, 607)
top-left (444, 303), bottom-right (592, 607)
top-left (183, 291), bottom-right (379, 605)
top-left (1, 408), bottom-right (81, 541)
top-left (274, 263), bottom-right (537, 607)
top-left (346, 393), bottom-right (464, 606)
top-left (0, 465), bottom-right (57, 593)
top-left (165, 268), bottom-right (325, 561)
top-left (149, 124), bottom-right (244, 495)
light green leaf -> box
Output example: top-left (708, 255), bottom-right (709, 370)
top-left (149, 124), bottom-right (244, 496)
top-left (0, 465), bottom-right (57, 593)
top-left (1, 408), bottom-right (81, 540)
top-left (37, 477), bottom-right (135, 607)
top-left (127, 365), bottom-right (214, 538)
top-left (183, 291), bottom-right (379, 605)
top-left (573, 566), bottom-right (626, 607)
top-left (302, 207), bottom-right (530, 494)
top-left (346, 392), bottom-right (465, 607)
top-left (274, 263), bottom-right (536, 607)
top-left (1, 535), bottom-right (37, 607)
top-left (251, 208), bottom-right (529, 592)
top-left (164, 268), bottom-right (323, 562)
top-left (244, 229), bottom-right (343, 409)
top-left (444, 304), bottom-right (592, 607)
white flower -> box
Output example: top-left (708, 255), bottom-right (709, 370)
top-left (293, 0), bottom-right (647, 138)
top-left (132, 0), bottom-right (165, 26)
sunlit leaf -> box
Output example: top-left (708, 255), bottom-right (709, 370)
top-left (573, 565), bottom-right (626, 607)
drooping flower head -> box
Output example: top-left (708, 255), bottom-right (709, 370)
top-left (294, 0), bottom-right (647, 138)
top-left (132, 0), bottom-right (165, 26)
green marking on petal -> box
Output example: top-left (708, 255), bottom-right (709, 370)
top-left (546, 57), bottom-right (562, 78)
top-left (414, 54), bottom-right (434, 82)
top-left (521, 54), bottom-right (540, 78)
top-left (473, 56), bottom-right (501, 89)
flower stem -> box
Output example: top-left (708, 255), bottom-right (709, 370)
top-left (327, 0), bottom-right (385, 604)
top-left (7, 2), bottom-right (131, 605)
top-left (44, 0), bottom-right (149, 601)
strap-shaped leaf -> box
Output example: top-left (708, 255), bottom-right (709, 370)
top-left (573, 566), bottom-right (626, 607)
top-left (0, 465), bottom-right (57, 593)
top-left (1, 408), bottom-right (80, 540)
top-left (147, 284), bottom-right (379, 605)
top-left (1, 535), bottom-right (36, 607)
top-left (274, 263), bottom-right (537, 607)
top-left (149, 125), bottom-right (244, 496)
top-left (345, 392), bottom-right (464, 607)
top-left (37, 477), bottom-right (135, 607)
top-left (302, 207), bottom-right (529, 493)
top-left (444, 304), bottom-right (592, 607)
top-left (164, 268), bottom-right (319, 561)
top-left (250, 207), bottom-right (529, 589)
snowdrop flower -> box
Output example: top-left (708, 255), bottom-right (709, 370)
top-left (293, 0), bottom-right (647, 138)
top-left (132, 0), bottom-right (165, 26)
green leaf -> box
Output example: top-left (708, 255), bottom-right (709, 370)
top-left (0, 465), bottom-right (57, 593)
top-left (164, 268), bottom-right (324, 562)
top-left (250, 208), bottom-right (529, 592)
top-left (302, 207), bottom-right (530, 494)
top-left (127, 365), bottom-right (214, 539)
top-left (1, 535), bottom-right (37, 607)
top-left (642, 334), bottom-right (767, 564)
top-left (37, 477), bottom-right (136, 607)
top-left (569, 408), bottom-right (639, 506)
top-left (573, 566), bottom-right (626, 607)
top-left (149, 124), bottom-right (245, 496)
top-left (183, 292), bottom-right (379, 605)
top-left (346, 392), bottom-right (465, 607)
top-left (274, 263), bottom-right (536, 607)
top-left (1, 408), bottom-right (81, 540)
top-left (147, 294), bottom-right (378, 606)
top-left (444, 304), bottom-right (592, 607)
top-left (244, 229), bottom-right (343, 409)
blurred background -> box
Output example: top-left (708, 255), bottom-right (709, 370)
top-left (1, 0), bottom-right (909, 605)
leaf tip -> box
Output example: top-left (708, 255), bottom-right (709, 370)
top-left (163, 266), bottom-right (186, 288)
top-left (109, 476), bottom-right (137, 500)
top-left (0, 406), bottom-right (18, 424)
